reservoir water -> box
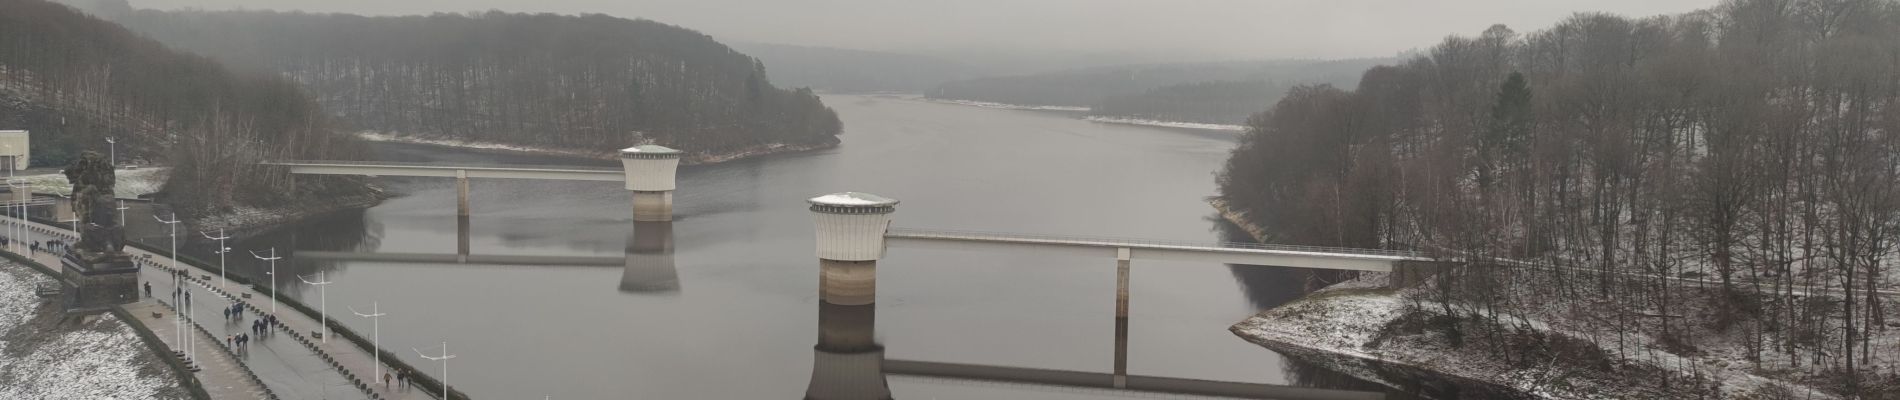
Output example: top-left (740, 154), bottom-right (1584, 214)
top-left (189, 94), bottom-right (1407, 398)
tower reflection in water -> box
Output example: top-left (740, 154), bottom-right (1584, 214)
top-left (619, 221), bottom-right (679, 293)
top-left (805, 294), bottom-right (893, 399)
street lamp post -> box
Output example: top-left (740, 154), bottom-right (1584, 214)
top-left (297, 272), bottom-right (332, 343)
top-left (201, 229), bottom-right (231, 290)
top-left (349, 303), bottom-right (386, 380)
top-left (416, 343), bottom-right (457, 398)
top-left (250, 249), bottom-right (281, 315)
top-left (5, 180), bottom-right (20, 254)
top-left (115, 200), bottom-right (127, 230)
top-left (62, 212), bottom-right (78, 236)
top-left (153, 213), bottom-right (180, 284)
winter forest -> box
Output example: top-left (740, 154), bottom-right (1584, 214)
top-left (1220, 0), bottom-right (1900, 394)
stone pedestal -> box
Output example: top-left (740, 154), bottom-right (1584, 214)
top-left (1389, 260), bottom-right (1455, 289)
top-left (60, 251), bottom-right (138, 311)
top-left (631, 191), bottom-right (673, 222)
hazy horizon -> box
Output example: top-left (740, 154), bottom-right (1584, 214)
top-left (125, 0), bottom-right (1723, 63)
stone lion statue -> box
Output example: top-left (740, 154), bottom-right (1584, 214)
top-left (64, 151), bottom-right (124, 256)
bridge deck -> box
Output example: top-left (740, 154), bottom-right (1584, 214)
top-left (885, 228), bottom-right (1422, 272)
top-left (884, 360), bottom-right (1384, 400)
top-left (294, 250), bottom-right (623, 267)
top-left (265, 160), bottom-right (623, 181)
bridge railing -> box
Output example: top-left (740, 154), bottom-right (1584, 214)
top-left (886, 228), bottom-right (1425, 259)
top-left (265, 159), bottom-right (619, 172)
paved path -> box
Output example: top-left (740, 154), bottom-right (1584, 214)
top-left (124, 300), bottom-right (274, 399)
top-left (5, 216), bottom-right (434, 400)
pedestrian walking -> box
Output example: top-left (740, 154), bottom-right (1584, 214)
top-left (226, 335), bottom-right (233, 347)
top-left (384, 372), bottom-right (392, 390)
top-left (143, 282), bottom-right (151, 298)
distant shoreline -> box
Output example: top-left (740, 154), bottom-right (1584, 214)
top-left (920, 97), bottom-right (1249, 133)
top-left (1083, 116), bottom-right (1246, 132)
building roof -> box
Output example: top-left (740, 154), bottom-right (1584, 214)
top-left (808, 192), bottom-right (899, 208)
top-left (620, 145), bottom-right (681, 156)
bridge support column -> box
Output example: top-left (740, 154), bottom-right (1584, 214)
top-left (1390, 260), bottom-right (1454, 289)
top-left (806, 192), bottom-right (897, 400)
top-left (808, 192), bottom-right (899, 306)
top-left (1114, 247), bottom-right (1130, 389)
top-left (455, 169), bottom-right (470, 218)
top-left (456, 216), bottom-right (471, 263)
top-left (620, 145), bottom-right (682, 222)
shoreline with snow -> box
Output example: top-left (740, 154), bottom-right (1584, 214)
top-left (923, 98), bottom-right (1092, 112)
top-left (1213, 197), bottom-right (1841, 399)
top-left (1229, 277), bottom-right (1835, 399)
top-left (1083, 116), bottom-right (1247, 132)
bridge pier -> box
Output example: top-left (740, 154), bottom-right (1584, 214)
top-left (620, 145), bottom-right (681, 222)
top-left (1114, 247), bottom-right (1130, 388)
top-left (456, 170), bottom-right (470, 218)
top-left (809, 192), bottom-right (898, 306)
top-left (805, 192), bottom-right (897, 400)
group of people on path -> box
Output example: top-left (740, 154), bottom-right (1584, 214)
top-left (0, 236), bottom-right (64, 255)
top-left (382, 369), bottom-right (413, 392)
top-left (226, 332), bottom-right (251, 348)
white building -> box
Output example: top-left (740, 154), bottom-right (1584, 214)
top-left (0, 131), bottom-right (27, 171)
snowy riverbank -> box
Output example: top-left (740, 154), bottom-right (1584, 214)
top-left (0, 263), bottom-right (184, 399)
top-left (1229, 275), bottom-right (1837, 399)
top-left (15, 167), bottom-right (168, 198)
top-left (1212, 197), bottom-right (1848, 399)
top-left (1083, 116), bottom-right (1246, 132)
top-left (925, 98), bottom-right (1091, 112)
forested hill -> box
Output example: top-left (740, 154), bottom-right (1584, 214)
top-left (925, 58), bottom-right (1391, 109)
top-left (1221, 1), bottom-right (1900, 395)
top-left (730, 43), bottom-right (984, 93)
top-left (1088, 80), bottom-right (1295, 125)
top-left (0, 0), bottom-right (366, 215)
top-left (83, 4), bottom-right (842, 159)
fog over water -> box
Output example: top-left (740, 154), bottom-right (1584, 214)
top-left (128, 0), bottom-right (1720, 61)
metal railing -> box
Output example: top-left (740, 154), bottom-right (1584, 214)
top-left (265, 159), bottom-right (618, 173)
top-left (886, 228), bottom-right (1425, 259)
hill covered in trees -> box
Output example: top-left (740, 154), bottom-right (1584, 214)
top-left (1220, 0), bottom-right (1900, 396)
top-left (0, 0), bottom-right (368, 218)
top-left (1088, 80), bottom-right (1296, 125)
top-left (926, 58), bottom-right (1390, 117)
top-left (730, 43), bottom-right (984, 93)
top-left (79, 2), bottom-right (842, 160)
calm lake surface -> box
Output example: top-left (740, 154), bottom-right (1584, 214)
top-left (184, 94), bottom-right (1408, 399)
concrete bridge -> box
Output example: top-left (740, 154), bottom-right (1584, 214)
top-left (265, 144), bottom-right (682, 221)
top-left (804, 191), bottom-right (1423, 398)
top-left (289, 220), bottom-right (680, 293)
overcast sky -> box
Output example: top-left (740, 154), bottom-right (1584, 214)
top-left (127, 0), bottom-right (1724, 60)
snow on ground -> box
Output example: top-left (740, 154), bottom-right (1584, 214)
top-left (15, 167), bottom-right (168, 198)
top-left (357, 131), bottom-right (616, 158)
top-left (1082, 116), bottom-right (1247, 132)
top-left (0, 262), bottom-right (37, 332)
top-left (929, 99), bottom-right (1091, 112)
top-left (1231, 274), bottom-right (1835, 400)
top-left (0, 263), bottom-right (181, 399)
